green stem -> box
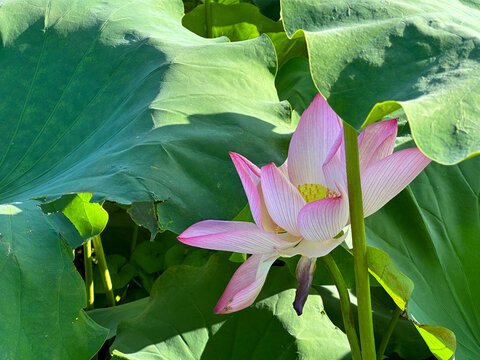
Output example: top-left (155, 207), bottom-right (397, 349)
top-left (205, 0), bottom-right (213, 38)
top-left (83, 240), bottom-right (94, 310)
top-left (321, 254), bottom-right (362, 360)
top-left (92, 235), bottom-right (116, 307)
top-left (376, 307), bottom-right (402, 360)
top-left (344, 122), bottom-right (375, 359)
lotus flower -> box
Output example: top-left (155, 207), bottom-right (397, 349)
top-left (178, 94), bottom-right (431, 315)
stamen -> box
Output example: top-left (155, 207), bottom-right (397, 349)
top-left (297, 183), bottom-right (339, 203)
top-left (325, 188), bottom-right (340, 199)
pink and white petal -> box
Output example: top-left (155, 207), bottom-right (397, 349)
top-left (281, 231), bottom-right (348, 258)
top-left (178, 220), bottom-right (290, 254)
top-left (261, 163), bottom-right (306, 236)
top-left (261, 158), bottom-right (291, 232)
top-left (279, 159), bottom-right (288, 177)
top-left (257, 183), bottom-right (279, 233)
top-left (214, 253), bottom-right (276, 314)
top-left (230, 152), bottom-right (268, 229)
top-left (229, 152), bottom-right (260, 179)
top-left (297, 184), bottom-right (349, 243)
top-left (322, 130), bottom-right (346, 190)
top-left (358, 119), bottom-right (398, 174)
top-left (288, 94), bottom-right (343, 186)
top-left (362, 148), bottom-right (431, 217)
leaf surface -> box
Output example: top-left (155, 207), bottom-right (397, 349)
top-left (281, 0), bottom-right (480, 164)
top-left (111, 254), bottom-right (351, 359)
top-left (0, 201), bottom-right (108, 358)
top-left (365, 157), bottom-right (480, 358)
top-left (0, 0), bottom-right (293, 356)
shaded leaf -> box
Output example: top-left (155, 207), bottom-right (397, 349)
top-left (130, 241), bottom-right (166, 274)
top-left (182, 2), bottom-right (283, 41)
top-left (182, 1), bottom-right (305, 69)
top-left (88, 297), bottom-right (150, 340)
top-left (268, 31), bottom-right (308, 69)
top-left (0, 0), bottom-right (292, 356)
top-left (0, 202), bottom-right (107, 358)
top-left (275, 56), bottom-right (317, 126)
top-left (252, 0), bottom-right (280, 20)
top-left (111, 254), bottom-right (351, 359)
top-left (127, 202), bottom-right (159, 240)
top-left (93, 254), bottom-right (136, 293)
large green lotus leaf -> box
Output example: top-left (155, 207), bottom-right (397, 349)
top-left (364, 157), bottom-right (480, 358)
top-left (281, 0), bottom-right (480, 164)
top-left (0, 0), bottom-right (293, 356)
top-left (0, 201), bottom-right (108, 358)
top-left (110, 254), bottom-right (351, 359)
top-left (0, 0), bottom-right (292, 231)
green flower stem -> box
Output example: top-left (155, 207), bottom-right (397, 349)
top-left (92, 235), bottom-right (116, 307)
top-left (83, 240), bottom-right (94, 310)
top-left (376, 307), bottom-right (402, 360)
top-left (344, 122), bottom-right (376, 359)
top-left (321, 254), bottom-right (362, 360)
top-left (205, 0), bottom-right (213, 38)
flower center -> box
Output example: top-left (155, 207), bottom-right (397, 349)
top-left (297, 183), bottom-right (339, 203)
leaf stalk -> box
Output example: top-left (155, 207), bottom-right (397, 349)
top-left (376, 307), bottom-right (402, 359)
top-left (92, 235), bottom-right (116, 307)
top-left (321, 254), bottom-right (362, 360)
top-left (83, 240), bottom-right (94, 310)
top-left (343, 122), bottom-right (375, 359)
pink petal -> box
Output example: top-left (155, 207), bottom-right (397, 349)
top-left (256, 183), bottom-right (279, 233)
top-left (358, 119), bottom-right (398, 174)
top-left (282, 231), bottom-right (348, 258)
top-left (214, 253), bottom-right (276, 314)
top-left (178, 220), bottom-right (291, 254)
top-left (322, 130), bottom-right (346, 190)
top-left (279, 159), bottom-right (288, 177)
top-left (297, 183), bottom-right (349, 242)
top-left (229, 152), bottom-right (260, 178)
top-left (230, 152), bottom-right (275, 230)
top-left (288, 94), bottom-right (343, 186)
top-left (261, 163), bottom-right (306, 236)
top-left (362, 148), bottom-right (431, 217)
